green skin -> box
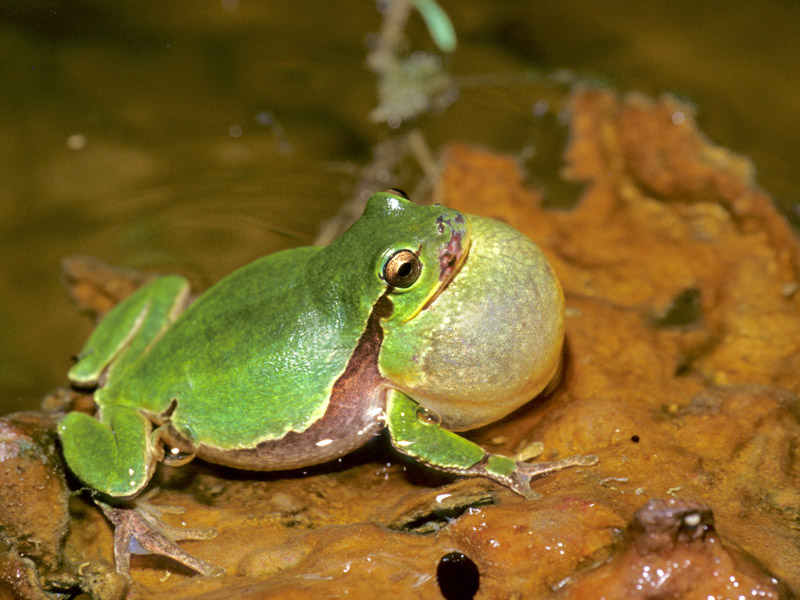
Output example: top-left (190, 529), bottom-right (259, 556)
top-left (59, 192), bottom-right (596, 576)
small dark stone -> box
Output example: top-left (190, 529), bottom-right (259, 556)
top-left (436, 551), bottom-right (479, 600)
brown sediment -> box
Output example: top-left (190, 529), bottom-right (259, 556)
top-left (18, 86), bottom-right (798, 598)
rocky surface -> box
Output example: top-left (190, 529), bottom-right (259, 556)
top-left (2, 86), bottom-right (797, 599)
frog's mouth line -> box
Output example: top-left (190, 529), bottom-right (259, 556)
top-left (418, 236), bottom-right (471, 314)
top-left (399, 212), bottom-right (471, 324)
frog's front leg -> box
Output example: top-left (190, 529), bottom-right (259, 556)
top-left (384, 390), bottom-right (598, 499)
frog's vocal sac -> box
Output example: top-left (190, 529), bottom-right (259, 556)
top-left (60, 189), bottom-right (597, 576)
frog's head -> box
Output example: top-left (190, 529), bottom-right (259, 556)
top-left (361, 190), bottom-right (472, 326)
top-left (370, 194), bottom-right (565, 431)
top-left (313, 190), bottom-right (470, 321)
top-left (321, 191), bottom-right (564, 431)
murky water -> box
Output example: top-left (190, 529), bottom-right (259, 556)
top-left (1, 0), bottom-right (798, 411)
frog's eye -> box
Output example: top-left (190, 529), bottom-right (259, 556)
top-left (383, 249), bottom-right (422, 288)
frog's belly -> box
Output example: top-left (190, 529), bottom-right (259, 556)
top-left (196, 382), bottom-right (386, 471)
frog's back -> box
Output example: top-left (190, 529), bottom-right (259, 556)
top-left (105, 245), bottom-right (374, 449)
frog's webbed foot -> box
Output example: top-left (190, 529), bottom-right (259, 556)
top-left (385, 391), bottom-right (598, 500)
top-left (444, 451), bottom-right (599, 501)
top-left (97, 499), bottom-right (224, 577)
top-left (507, 454), bottom-right (599, 500)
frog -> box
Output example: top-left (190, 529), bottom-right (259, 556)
top-left (59, 190), bottom-right (597, 577)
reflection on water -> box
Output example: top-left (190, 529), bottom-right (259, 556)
top-left (1, 0), bottom-right (797, 410)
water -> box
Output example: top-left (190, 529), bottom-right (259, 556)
top-left (1, 0), bottom-right (797, 411)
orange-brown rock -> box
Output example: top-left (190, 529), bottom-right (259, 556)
top-left (4, 87), bottom-right (796, 599)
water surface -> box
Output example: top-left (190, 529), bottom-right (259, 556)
top-left (1, 0), bottom-right (797, 410)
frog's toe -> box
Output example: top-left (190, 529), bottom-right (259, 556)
top-left (98, 500), bottom-right (224, 577)
top-left (510, 453), bottom-right (599, 499)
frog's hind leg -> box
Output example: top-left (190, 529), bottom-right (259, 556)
top-left (98, 500), bottom-right (223, 577)
top-left (59, 405), bottom-right (156, 498)
top-left (68, 275), bottom-right (190, 388)
top-left (60, 407), bottom-right (223, 576)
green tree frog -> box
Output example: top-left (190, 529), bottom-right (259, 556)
top-left (59, 190), bottom-right (597, 576)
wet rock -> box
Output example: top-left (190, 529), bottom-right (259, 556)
top-left (558, 498), bottom-right (789, 599)
top-left (61, 256), bottom-right (148, 319)
top-left (40, 86), bottom-right (800, 598)
top-left (0, 411), bottom-right (126, 599)
top-left (0, 412), bottom-right (68, 570)
top-left (438, 88), bottom-right (800, 594)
